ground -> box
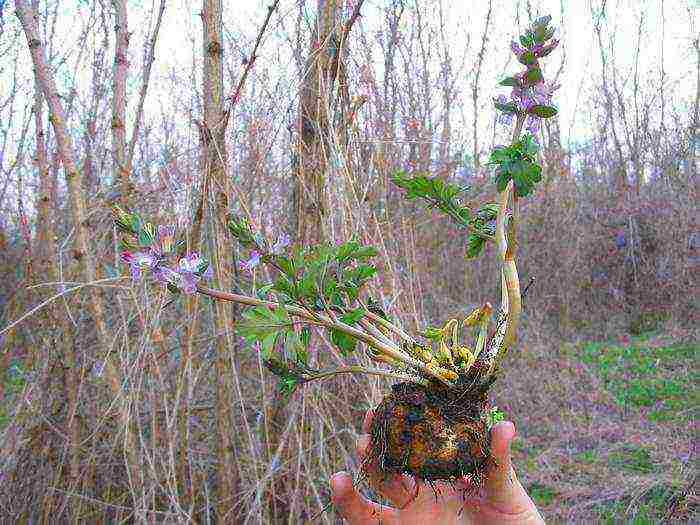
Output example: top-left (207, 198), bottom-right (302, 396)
top-left (498, 329), bottom-right (698, 523)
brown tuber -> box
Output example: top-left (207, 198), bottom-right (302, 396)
top-left (368, 364), bottom-right (498, 484)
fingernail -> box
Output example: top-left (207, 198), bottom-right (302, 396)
top-left (330, 471), bottom-right (349, 493)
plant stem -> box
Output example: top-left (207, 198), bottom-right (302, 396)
top-left (490, 114), bottom-right (525, 371)
top-left (196, 286), bottom-right (455, 387)
top-left (301, 366), bottom-right (422, 384)
top-left (361, 306), bottom-right (417, 346)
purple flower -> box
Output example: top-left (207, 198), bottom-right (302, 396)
top-left (152, 225), bottom-right (176, 256)
top-left (176, 252), bottom-right (212, 294)
top-left (525, 115), bottom-right (540, 135)
top-left (152, 265), bottom-right (180, 286)
top-left (510, 40), bottom-right (524, 57)
top-left (532, 81), bottom-right (560, 106)
top-left (498, 112), bottom-right (514, 126)
top-left (120, 251), bottom-right (158, 281)
top-left (270, 233), bottom-right (290, 254)
top-left (239, 250), bottom-right (261, 272)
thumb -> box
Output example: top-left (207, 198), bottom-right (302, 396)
top-left (483, 421), bottom-right (530, 510)
top-left (330, 471), bottom-right (397, 524)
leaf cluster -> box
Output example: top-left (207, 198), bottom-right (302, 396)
top-left (488, 135), bottom-right (542, 198)
top-left (270, 240), bottom-right (378, 309)
top-left (465, 202), bottom-right (501, 259)
top-left (519, 15), bottom-right (555, 50)
top-left (229, 217), bottom-right (382, 391)
top-left (227, 215), bottom-right (261, 249)
top-left (391, 172), bottom-right (471, 227)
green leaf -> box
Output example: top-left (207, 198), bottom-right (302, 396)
top-left (331, 329), bottom-right (358, 356)
top-left (275, 255), bottom-right (296, 277)
top-left (495, 171), bottom-right (510, 192)
top-left (486, 406), bottom-right (506, 429)
top-left (236, 305), bottom-right (292, 357)
top-left (391, 171), bottom-right (472, 228)
top-left (227, 215), bottom-right (257, 247)
top-left (475, 202), bottom-right (500, 222)
top-left (284, 332), bottom-right (308, 366)
top-left (260, 332), bottom-right (279, 359)
top-left (341, 308), bottom-right (365, 325)
top-left (255, 283), bottom-right (275, 299)
top-left (265, 358), bottom-right (303, 400)
top-left (529, 105), bottom-right (558, 118)
top-left (520, 34), bottom-right (533, 48)
top-left (520, 135), bottom-right (539, 158)
top-left (299, 327), bottom-right (311, 348)
top-left (524, 67), bottom-right (543, 85)
top-left (138, 223), bottom-right (155, 248)
top-left (489, 147), bottom-right (512, 164)
top-left (499, 76), bottom-right (520, 87)
top-left (273, 275), bottom-right (295, 300)
top-left (421, 326), bottom-right (443, 341)
top-left (534, 15), bottom-right (552, 28)
top-left (494, 100), bottom-right (518, 114)
top-left (517, 50), bottom-right (537, 65)
top-left (466, 234), bottom-right (486, 259)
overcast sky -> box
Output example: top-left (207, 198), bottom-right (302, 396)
top-left (1, 0), bottom-right (697, 175)
top-left (144, 0), bottom-right (697, 147)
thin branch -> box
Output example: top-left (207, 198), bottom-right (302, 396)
top-left (225, 0), bottom-right (281, 115)
top-left (126, 0), bottom-right (166, 170)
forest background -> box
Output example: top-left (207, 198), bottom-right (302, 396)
top-left (0, 0), bottom-right (697, 522)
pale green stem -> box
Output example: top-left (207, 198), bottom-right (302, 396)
top-left (196, 286), bottom-right (455, 387)
top-left (301, 366), bottom-right (424, 385)
top-left (489, 113), bottom-right (525, 372)
top-left (361, 307), bottom-right (417, 346)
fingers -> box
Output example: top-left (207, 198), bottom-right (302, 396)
top-left (330, 471), bottom-right (397, 524)
top-left (488, 420), bottom-right (516, 481)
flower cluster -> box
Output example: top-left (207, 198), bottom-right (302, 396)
top-left (494, 15), bottom-right (560, 136)
top-left (238, 232), bottom-right (290, 273)
top-left (113, 206), bottom-right (212, 294)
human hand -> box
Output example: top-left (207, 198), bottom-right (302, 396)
top-left (330, 410), bottom-right (545, 524)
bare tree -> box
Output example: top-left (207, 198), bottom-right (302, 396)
top-left (293, 0), bottom-right (342, 245)
top-left (200, 0), bottom-right (239, 518)
top-left (15, 0), bottom-right (143, 515)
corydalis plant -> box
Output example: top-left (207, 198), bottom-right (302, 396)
top-left (112, 15), bottom-right (559, 490)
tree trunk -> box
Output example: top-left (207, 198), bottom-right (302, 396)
top-left (15, 0), bottom-right (143, 514)
top-left (293, 0), bottom-right (341, 246)
top-left (111, 0), bottom-right (130, 204)
top-left (201, 0), bottom-right (239, 519)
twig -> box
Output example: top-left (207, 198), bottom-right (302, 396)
top-left (225, 0), bottom-right (281, 114)
top-left (126, 0), bottom-right (166, 170)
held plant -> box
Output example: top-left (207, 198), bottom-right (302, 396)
top-left (113, 16), bottom-right (559, 491)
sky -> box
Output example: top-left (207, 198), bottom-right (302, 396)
top-left (0, 0), bottom-right (697, 183)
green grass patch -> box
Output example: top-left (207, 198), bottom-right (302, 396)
top-left (607, 445), bottom-right (655, 474)
top-left (595, 483), bottom-right (686, 524)
top-left (581, 334), bottom-right (698, 422)
top-left (528, 482), bottom-right (557, 506)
